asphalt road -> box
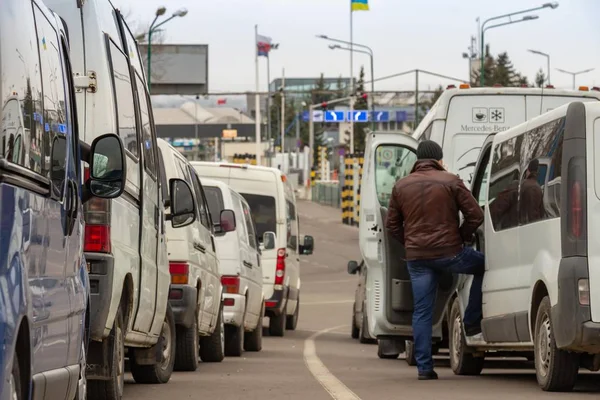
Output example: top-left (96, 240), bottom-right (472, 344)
top-left (124, 200), bottom-right (600, 399)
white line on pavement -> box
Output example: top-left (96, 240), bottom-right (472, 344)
top-left (302, 300), bottom-right (354, 305)
top-left (304, 325), bottom-right (361, 400)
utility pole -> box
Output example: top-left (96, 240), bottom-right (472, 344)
top-left (281, 68), bottom-right (285, 158)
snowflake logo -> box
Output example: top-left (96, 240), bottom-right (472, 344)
top-left (491, 109), bottom-right (503, 121)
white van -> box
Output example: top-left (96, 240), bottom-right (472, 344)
top-left (191, 162), bottom-right (314, 336)
top-left (202, 178), bottom-right (264, 355)
top-left (446, 101), bottom-right (600, 392)
top-left (360, 85), bottom-right (600, 360)
top-left (45, 1), bottom-right (189, 398)
top-left (157, 140), bottom-right (225, 370)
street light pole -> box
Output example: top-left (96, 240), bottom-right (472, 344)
top-left (528, 49), bottom-right (551, 85)
top-left (146, 7), bottom-right (188, 92)
top-left (479, 2), bottom-right (558, 86)
top-left (556, 68), bottom-right (595, 89)
top-left (328, 45), bottom-right (375, 131)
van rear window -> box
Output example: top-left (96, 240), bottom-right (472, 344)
top-left (204, 186), bottom-right (224, 223)
top-left (240, 193), bottom-right (276, 238)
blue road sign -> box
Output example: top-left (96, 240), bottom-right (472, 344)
top-left (302, 111), bottom-right (310, 122)
top-left (372, 111), bottom-right (390, 122)
top-left (301, 110), bottom-right (325, 122)
top-left (396, 111), bottom-right (408, 122)
top-left (348, 110), bottom-right (368, 122)
top-left (324, 110), bottom-right (345, 122)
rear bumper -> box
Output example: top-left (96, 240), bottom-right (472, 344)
top-left (169, 285), bottom-right (197, 329)
top-left (223, 294), bottom-right (245, 326)
top-left (264, 286), bottom-right (288, 318)
top-left (552, 256), bottom-right (600, 352)
top-left (86, 254), bottom-right (115, 340)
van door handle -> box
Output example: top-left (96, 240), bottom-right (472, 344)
top-left (194, 242), bottom-right (206, 253)
top-left (243, 261), bottom-right (253, 268)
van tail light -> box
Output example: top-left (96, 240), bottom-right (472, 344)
top-left (84, 225), bottom-right (111, 253)
top-left (221, 276), bottom-right (240, 294)
top-left (570, 180), bottom-right (583, 238)
top-left (84, 166), bottom-right (111, 253)
top-left (275, 248), bottom-right (286, 286)
top-left (169, 262), bottom-right (189, 285)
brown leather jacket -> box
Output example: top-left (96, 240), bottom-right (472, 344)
top-left (385, 160), bottom-right (484, 261)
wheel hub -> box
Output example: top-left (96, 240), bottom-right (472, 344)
top-left (219, 313), bottom-right (225, 354)
top-left (452, 313), bottom-right (462, 366)
top-left (160, 320), bottom-right (172, 370)
top-left (537, 314), bottom-right (552, 378)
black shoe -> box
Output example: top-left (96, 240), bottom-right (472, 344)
top-left (418, 370), bottom-right (438, 380)
top-left (465, 325), bottom-right (482, 337)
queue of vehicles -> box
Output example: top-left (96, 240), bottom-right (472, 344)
top-left (0, 1), bottom-right (315, 399)
top-left (351, 84), bottom-right (600, 392)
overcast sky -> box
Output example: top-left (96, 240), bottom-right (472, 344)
top-left (112, 0), bottom-right (600, 93)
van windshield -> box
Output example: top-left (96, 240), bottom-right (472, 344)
top-left (375, 145), bottom-right (417, 206)
top-left (240, 193), bottom-right (276, 238)
top-left (204, 186), bottom-right (224, 224)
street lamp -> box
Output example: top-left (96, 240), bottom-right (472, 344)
top-left (328, 44), bottom-right (376, 131)
top-left (147, 7), bottom-right (188, 92)
top-left (528, 49), bottom-right (551, 85)
top-left (479, 2), bottom-right (558, 86)
top-left (556, 68), bottom-right (595, 89)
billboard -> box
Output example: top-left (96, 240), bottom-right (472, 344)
top-left (139, 44), bottom-right (208, 95)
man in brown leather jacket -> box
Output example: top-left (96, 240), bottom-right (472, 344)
top-left (386, 140), bottom-right (484, 380)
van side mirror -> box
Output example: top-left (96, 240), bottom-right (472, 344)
top-left (347, 260), bottom-right (360, 275)
top-left (262, 231), bottom-right (276, 250)
top-left (85, 133), bottom-right (126, 202)
top-left (220, 209), bottom-right (236, 233)
top-left (299, 235), bottom-right (314, 255)
top-left (168, 178), bottom-right (196, 228)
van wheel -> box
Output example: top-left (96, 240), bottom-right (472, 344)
top-left (351, 304), bottom-right (359, 339)
top-left (200, 305), bottom-right (225, 362)
top-left (130, 304), bottom-right (176, 384)
top-left (358, 306), bottom-right (376, 344)
top-left (534, 296), bottom-right (579, 392)
top-left (244, 308), bottom-right (263, 352)
top-left (76, 336), bottom-right (87, 399)
top-left (449, 298), bottom-right (484, 376)
top-left (269, 304), bottom-right (286, 337)
top-left (11, 351), bottom-right (22, 400)
top-left (225, 323), bottom-right (244, 357)
top-left (377, 340), bottom-right (399, 359)
top-left (286, 297), bottom-right (299, 330)
top-left (174, 307), bottom-right (199, 371)
top-left (405, 340), bottom-right (417, 366)
top-left (88, 307), bottom-right (125, 400)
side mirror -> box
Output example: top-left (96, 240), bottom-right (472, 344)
top-left (87, 133), bottom-right (127, 200)
top-left (220, 209), bottom-right (236, 233)
top-left (262, 231), bottom-right (276, 250)
top-left (168, 178), bottom-right (196, 228)
top-left (347, 260), bottom-right (360, 275)
top-left (300, 235), bottom-right (314, 255)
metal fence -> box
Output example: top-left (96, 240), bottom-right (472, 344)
top-left (311, 181), bottom-right (341, 208)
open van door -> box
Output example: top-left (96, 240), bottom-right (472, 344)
top-left (359, 132), bottom-right (458, 343)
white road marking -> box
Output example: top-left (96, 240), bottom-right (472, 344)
top-left (302, 300), bottom-right (354, 305)
top-left (304, 325), bottom-right (361, 400)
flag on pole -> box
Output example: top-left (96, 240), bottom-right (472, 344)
top-left (351, 0), bottom-right (369, 11)
top-left (257, 34), bottom-right (275, 57)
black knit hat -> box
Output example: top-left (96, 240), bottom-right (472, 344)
top-left (416, 140), bottom-right (443, 160)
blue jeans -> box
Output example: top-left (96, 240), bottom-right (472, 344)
top-left (406, 247), bottom-right (485, 373)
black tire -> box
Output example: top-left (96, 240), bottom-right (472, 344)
top-left (130, 304), bottom-right (176, 384)
top-left (88, 307), bottom-right (125, 400)
top-left (286, 297), bottom-right (299, 330)
top-left (244, 308), bottom-right (263, 352)
top-left (174, 307), bottom-right (199, 371)
top-left (269, 304), bottom-right (286, 337)
top-left (405, 340), bottom-right (417, 366)
top-left (449, 298), bottom-right (484, 376)
top-left (200, 305), bottom-right (225, 363)
top-left (351, 304), bottom-right (359, 339)
top-left (358, 306), bottom-right (375, 344)
top-left (377, 340), bottom-right (399, 360)
top-left (534, 296), bottom-right (580, 392)
top-left (12, 351), bottom-right (22, 400)
top-left (225, 323), bottom-right (244, 357)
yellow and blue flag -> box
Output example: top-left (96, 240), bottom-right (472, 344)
top-left (351, 0), bottom-right (369, 11)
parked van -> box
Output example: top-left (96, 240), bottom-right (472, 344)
top-left (157, 139), bottom-right (225, 370)
top-left (361, 86), bottom-right (600, 360)
top-left (0, 1), bottom-right (128, 398)
top-left (447, 101), bottom-right (600, 392)
top-left (44, 1), bottom-right (194, 398)
top-left (202, 178), bottom-right (264, 355)
top-left (191, 162), bottom-right (314, 336)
